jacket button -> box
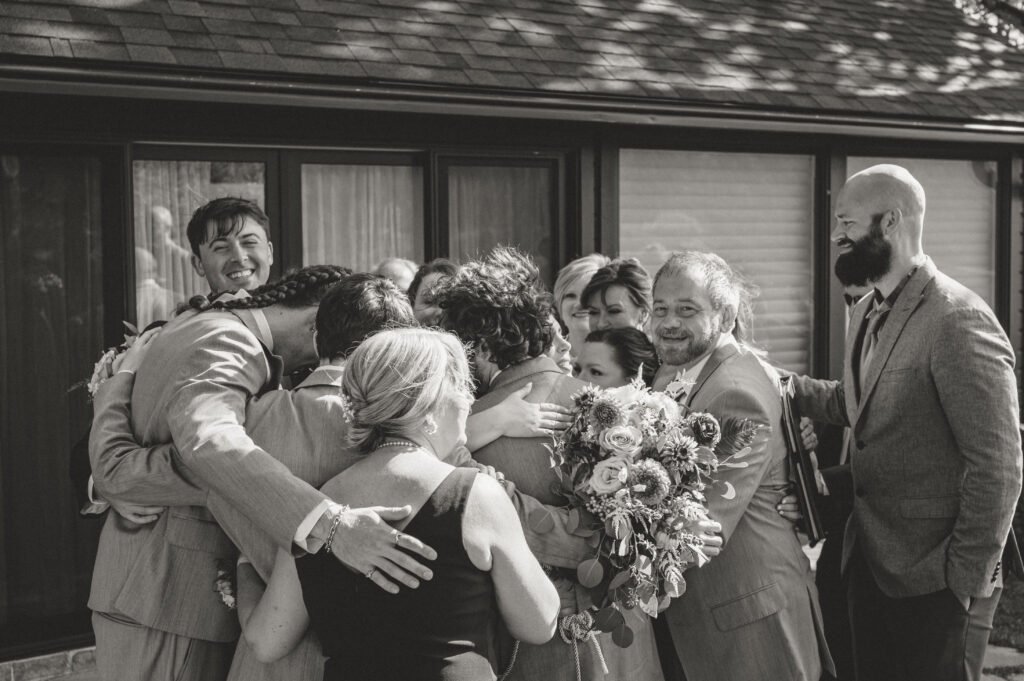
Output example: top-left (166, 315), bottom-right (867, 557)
top-left (856, 487), bottom-right (867, 497)
top-left (856, 440), bottom-right (866, 449)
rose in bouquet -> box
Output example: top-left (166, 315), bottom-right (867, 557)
top-left (546, 378), bottom-right (759, 647)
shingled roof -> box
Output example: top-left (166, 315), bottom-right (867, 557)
top-left (1, 0), bottom-right (1022, 124)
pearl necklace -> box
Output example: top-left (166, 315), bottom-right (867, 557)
top-left (374, 439), bottom-right (421, 451)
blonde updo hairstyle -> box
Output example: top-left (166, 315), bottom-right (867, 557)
top-left (342, 327), bottom-right (473, 455)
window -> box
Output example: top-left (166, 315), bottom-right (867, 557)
top-left (619, 149), bottom-right (816, 373)
top-left (0, 153), bottom-right (106, 659)
top-left (441, 157), bottom-right (560, 283)
top-left (132, 158), bottom-right (267, 326)
top-left (298, 160), bottom-right (424, 272)
top-left (846, 157), bottom-right (997, 305)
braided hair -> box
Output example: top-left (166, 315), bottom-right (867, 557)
top-left (188, 265), bottom-right (352, 312)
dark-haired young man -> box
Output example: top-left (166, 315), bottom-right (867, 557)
top-left (186, 197), bottom-right (274, 294)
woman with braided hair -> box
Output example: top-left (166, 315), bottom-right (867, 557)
top-left (88, 264), bottom-right (439, 681)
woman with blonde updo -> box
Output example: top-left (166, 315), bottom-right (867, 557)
top-left (243, 327), bottom-right (559, 681)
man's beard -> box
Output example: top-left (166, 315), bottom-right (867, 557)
top-left (834, 217), bottom-right (892, 287)
top-left (655, 328), bottom-right (718, 367)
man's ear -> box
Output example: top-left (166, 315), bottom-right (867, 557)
top-left (190, 253), bottom-right (205, 278)
top-left (884, 208), bottom-right (902, 233)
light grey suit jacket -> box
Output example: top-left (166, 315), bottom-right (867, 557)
top-left (88, 308), bottom-right (330, 643)
top-left (660, 342), bottom-right (830, 681)
top-left (793, 257), bottom-right (1022, 600)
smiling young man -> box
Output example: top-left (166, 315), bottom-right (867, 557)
top-left (187, 197), bottom-right (274, 294)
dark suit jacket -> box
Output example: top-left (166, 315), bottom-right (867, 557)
top-left (793, 258), bottom-right (1022, 600)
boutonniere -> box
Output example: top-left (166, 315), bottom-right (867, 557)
top-left (665, 372), bottom-right (695, 401)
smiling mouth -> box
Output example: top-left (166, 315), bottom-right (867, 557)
top-left (226, 269), bottom-right (254, 281)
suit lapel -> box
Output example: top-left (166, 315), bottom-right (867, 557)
top-left (685, 343), bottom-right (740, 409)
top-left (844, 299), bottom-right (870, 425)
top-left (854, 259), bottom-right (935, 425)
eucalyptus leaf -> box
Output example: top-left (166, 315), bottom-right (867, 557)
top-left (528, 508), bottom-right (556, 534)
top-left (611, 623), bottom-right (634, 648)
top-left (577, 558), bottom-right (604, 588)
top-left (592, 606), bottom-right (625, 633)
top-left (608, 570), bottom-right (632, 591)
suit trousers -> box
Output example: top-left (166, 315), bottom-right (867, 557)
top-left (847, 548), bottom-right (1000, 681)
top-left (92, 612), bottom-right (234, 681)
top-left (817, 534), bottom-right (853, 681)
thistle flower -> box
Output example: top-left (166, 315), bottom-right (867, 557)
top-left (590, 396), bottom-right (627, 429)
top-left (629, 459), bottom-right (672, 506)
top-left (688, 413), bottom-right (721, 448)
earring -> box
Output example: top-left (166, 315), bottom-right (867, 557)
top-left (424, 416), bottom-right (438, 435)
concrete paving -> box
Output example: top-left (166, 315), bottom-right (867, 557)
top-left (983, 645), bottom-right (1024, 681)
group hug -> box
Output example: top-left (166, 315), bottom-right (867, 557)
top-left (82, 163), bottom-right (1022, 681)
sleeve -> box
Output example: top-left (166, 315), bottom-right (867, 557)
top-left (89, 372), bottom-right (207, 506)
top-left (932, 307), bottom-right (1023, 597)
top-left (701, 384), bottom-right (777, 544)
top-left (448, 446), bottom-right (591, 569)
top-left (165, 332), bottom-right (329, 550)
top-left (790, 374), bottom-right (850, 428)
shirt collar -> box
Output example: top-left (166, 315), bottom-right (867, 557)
top-left (871, 266), bottom-right (918, 318)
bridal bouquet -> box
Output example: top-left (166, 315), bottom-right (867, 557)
top-left (544, 379), bottom-right (759, 647)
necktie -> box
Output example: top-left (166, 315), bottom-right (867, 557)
top-left (857, 303), bottom-right (886, 400)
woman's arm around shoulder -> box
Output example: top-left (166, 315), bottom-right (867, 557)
top-left (240, 547), bottom-right (310, 663)
top-left (462, 473), bottom-right (559, 645)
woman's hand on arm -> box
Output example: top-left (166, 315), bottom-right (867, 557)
top-left (465, 383), bottom-right (573, 452)
top-left (464, 475), bottom-right (559, 644)
top-left (242, 548), bottom-right (310, 663)
top-left (110, 327), bottom-right (161, 375)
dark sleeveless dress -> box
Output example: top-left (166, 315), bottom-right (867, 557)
top-left (295, 467), bottom-right (500, 681)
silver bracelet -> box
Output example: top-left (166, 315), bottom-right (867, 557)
top-left (321, 506), bottom-right (350, 555)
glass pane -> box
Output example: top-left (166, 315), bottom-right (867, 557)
top-left (301, 164), bottom-right (424, 272)
top-left (132, 160), bottom-right (266, 327)
top-left (846, 158), bottom-right (996, 305)
top-left (447, 164), bottom-right (554, 282)
top-left (619, 150), bottom-right (815, 373)
top-left (0, 154), bottom-right (104, 654)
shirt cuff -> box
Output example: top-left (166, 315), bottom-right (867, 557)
top-left (293, 500), bottom-right (339, 554)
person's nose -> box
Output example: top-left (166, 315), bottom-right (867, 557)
top-left (228, 241), bottom-right (247, 263)
top-left (830, 222), bottom-right (845, 243)
top-left (595, 313), bottom-right (611, 330)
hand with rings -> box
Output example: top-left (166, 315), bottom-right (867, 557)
top-left (326, 505), bottom-right (437, 595)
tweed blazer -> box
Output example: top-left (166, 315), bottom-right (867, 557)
top-left (660, 342), bottom-right (830, 681)
top-left (88, 308), bottom-right (330, 643)
top-left (792, 258), bottom-right (1022, 600)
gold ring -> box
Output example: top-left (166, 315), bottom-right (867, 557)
top-left (393, 532), bottom-right (401, 546)
top-left (365, 568), bottom-right (376, 580)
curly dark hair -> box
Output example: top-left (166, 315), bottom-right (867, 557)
top-left (188, 265), bottom-right (351, 312)
top-left (185, 197), bottom-right (270, 256)
top-left (580, 258), bottom-right (653, 317)
top-left (407, 257), bottom-right (458, 304)
top-left (315, 273), bottom-right (416, 361)
top-left (584, 327), bottom-right (659, 387)
top-left (436, 247), bottom-right (554, 370)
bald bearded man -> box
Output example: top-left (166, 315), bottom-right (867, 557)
top-left (791, 165), bottom-right (1021, 681)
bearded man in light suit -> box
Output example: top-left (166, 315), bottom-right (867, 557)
top-left (651, 251), bottom-right (832, 681)
top-left (791, 164), bottom-right (1021, 681)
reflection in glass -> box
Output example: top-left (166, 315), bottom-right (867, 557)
top-left (0, 154), bottom-right (104, 652)
top-left (132, 160), bottom-right (265, 326)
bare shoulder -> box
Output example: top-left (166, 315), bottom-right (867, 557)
top-left (462, 471), bottom-right (517, 570)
